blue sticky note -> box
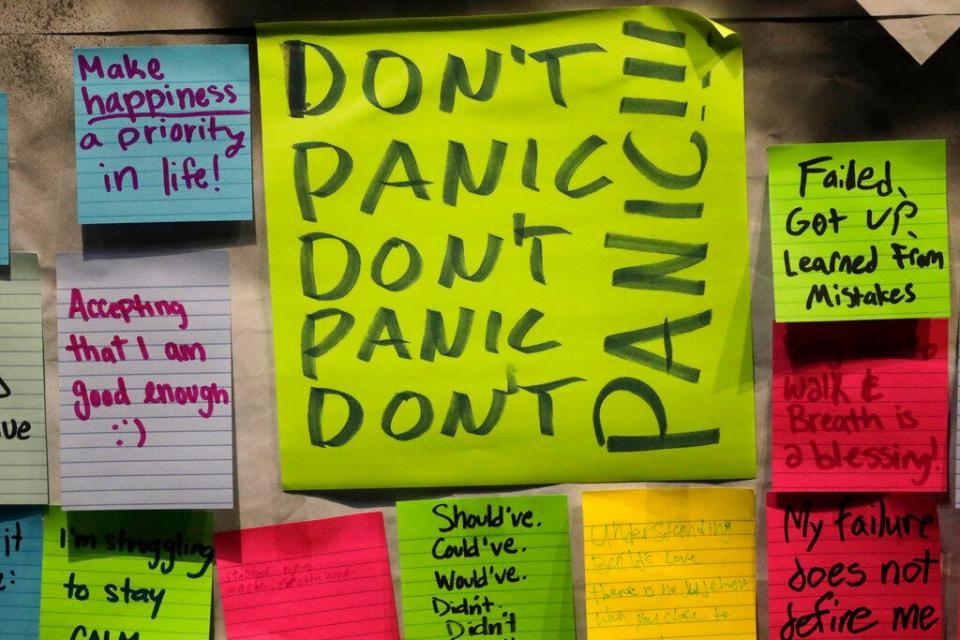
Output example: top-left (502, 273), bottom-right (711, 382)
top-left (0, 93), bottom-right (8, 266)
top-left (73, 45), bottom-right (253, 224)
top-left (0, 508), bottom-right (43, 639)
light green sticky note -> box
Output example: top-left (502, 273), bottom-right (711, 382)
top-left (39, 506), bottom-right (214, 640)
top-left (769, 139), bottom-right (950, 321)
top-left (0, 253), bottom-right (48, 504)
top-left (397, 495), bottom-right (575, 639)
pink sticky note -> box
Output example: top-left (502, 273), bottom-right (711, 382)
top-left (767, 493), bottom-right (941, 639)
top-left (214, 512), bottom-right (400, 640)
top-left (772, 319), bottom-right (948, 491)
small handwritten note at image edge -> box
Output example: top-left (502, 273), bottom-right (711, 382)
top-left (954, 341), bottom-right (960, 507)
top-left (0, 254), bottom-right (48, 504)
top-left (213, 512), bottom-right (399, 640)
top-left (0, 508), bottom-right (44, 639)
top-left (0, 93), bottom-right (8, 266)
top-left (582, 488), bottom-right (757, 640)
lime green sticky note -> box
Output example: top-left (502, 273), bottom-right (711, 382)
top-left (39, 507), bottom-right (213, 640)
top-left (257, 6), bottom-right (756, 489)
top-left (397, 495), bottom-right (575, 639)
top-left (769, 139), bottom-right (950, 321)
top-left (0, 254), bottom-right (48, 504)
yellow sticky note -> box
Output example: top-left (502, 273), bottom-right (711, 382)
top-left (582, 488), bottom-right (757, 639)
top-left (769, 139), bottom-right (950, 321)
top-left (257, 6), bottom-right (755, 489)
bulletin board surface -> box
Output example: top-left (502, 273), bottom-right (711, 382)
top-left (4, 1), bottom-right (958, 638)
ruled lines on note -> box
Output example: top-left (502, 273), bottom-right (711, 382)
top-left (772, 319), bottom-right (948, 492)
top-left (56, 251), bottom-right (233, 510)
top-left (0, 507), bottom-right (44, 639)
top-left (955, 341), bottom-right (960, 507)
top-left (398, 495), bottom-right (576, 640)
top-left (768, 139), bottom-right (950, 321)
top-left (0, 254), bottom-right (48, 504)
top-left (767, 493), bottom-right (942, 639)
top-left (214, 512), bottom-right (400, 640)
top-left (582, 488), bottom-right (757, 640)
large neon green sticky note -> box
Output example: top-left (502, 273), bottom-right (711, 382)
top-left (257, 6), bottom-right (756, 489)
top-left (38, 506), bottom-right (214, 640)
top-left (397, 495), bottom-right (575, 639)
top-left (769, 139), bottom-right (950, 322)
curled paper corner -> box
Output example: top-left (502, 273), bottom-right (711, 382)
top-left (664, 7), bottom-right (741, 79)
top-left (857, 0), bottom-right (960, 63)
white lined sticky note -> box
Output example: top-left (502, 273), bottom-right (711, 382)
top-left (955, 340), bottom-right (960, 507)
top-left (0, 254), bottom-right (48, 504)
top-left (56, 251), bottom-right (233, 510)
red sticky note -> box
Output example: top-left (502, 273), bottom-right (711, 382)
top-left (767, 493), bottom-right (942, 639)
top-left (772, 319), bottom-right (948, 491)
top-left (214, 512), bottom-right (400, 640)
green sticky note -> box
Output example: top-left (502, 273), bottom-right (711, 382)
top-left (258, 6), bottom-right (757, 490)
top-left (397, 495), bottom-right (575, 639)
top-left (769, 139), bottom-right (950, 321)
top-left (0, 507), bottom-right (45, 639)
top-left (39, 507), bottom-right (214, 640)
top-left (0, 253), bottom-right (48, 505)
